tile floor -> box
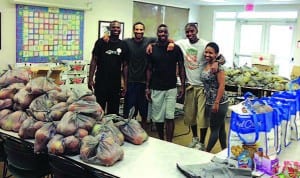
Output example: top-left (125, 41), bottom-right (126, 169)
top-left (145, 115), bottom-right (230, 154)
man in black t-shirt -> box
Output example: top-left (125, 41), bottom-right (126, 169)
top-left (145, 24), bottom-right (185, 142)
top-left (123, 22), bottom-right (156, 129)
top-left (88, 20), bottom-right (128, 114)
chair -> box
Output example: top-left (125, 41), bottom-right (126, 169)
top-left (48, 153), bottom-right (95, 178)
top-left (48, 154), bottom-right (119, 178)
top-left (0, 136), bottom-right (9, 178)
top-left (3, 136), bottom-right (51, 178)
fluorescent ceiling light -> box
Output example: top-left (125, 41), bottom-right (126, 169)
top-left (201, 0), bottom-right (226, 2)
top-left (269, 0), bottom-right (294, 1)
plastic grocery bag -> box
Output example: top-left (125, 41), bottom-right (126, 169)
top-left (34, 122), bottom-right (57, 153)
top-left (0, 65), bottom-right (30, 88)
top-left (115, 119), bottom-right (148, 145)
top-left (80, 133), bottom-right (124, 166)
top-left (91, 122), bottom-right (124, 146)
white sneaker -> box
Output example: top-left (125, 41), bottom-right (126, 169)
top-left (187, 137), bottom-right (199, 148)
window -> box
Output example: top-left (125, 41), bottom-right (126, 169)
top-left (133, 1), bottom-right (189, 40)
top-left (213, 20), bottom-right (235, 67)
top-left (213, 11), bottom-right (297, 78)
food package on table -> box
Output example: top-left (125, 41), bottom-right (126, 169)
top-left (47, 134), bottom-right (65, 155)
top-left (68, 100), bottom-right (104, 119)
top-left (56, 111), bottom-right (96, 136)
top-left (48, 102), bottom-right (68, 121)
top-left (63, 135), bottom-right (80, 155)
top-left (91, 122), bottom-right (124, 145)
top-left (115, 119), bottom-right (148, 145)
top-left (18, 117), bottom-right (44, 139)
top-left (66, 88), bottom-right (94, 104)
top-left (28, 93), bottom-right (58, 121)
top-left (0, 83), bottom-right (25, 99)
top-left (0, 66), bottom-right (30, 88)
top-left (0, 99), bottom-right (13, 110)
top-left (80, 133), bottom-right (124, 166)
top-left (47, 134), bottom-right (80, 156)
top-left (0, 110), bottom-right (29, 132)
top-left (25, 76), bottom-right (61, 95)
top-left (74, 128), bottom-right (89, 139)
top-left (47, 88), bottom-right (71, 102)
top-left (100, 114), bottom-right (124, 123)
top-left (0, 109), bottom-right (12, 119)
top-left (34, 122), bottom-right (56, 153)
top-left (13, 88), bottom-right (36, 110)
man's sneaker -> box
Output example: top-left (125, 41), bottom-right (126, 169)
top-left (195, 142), bottom-right (206, 151)
top-left (187, 137), bottom-right (199, 148)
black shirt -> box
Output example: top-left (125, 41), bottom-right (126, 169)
top-left (147, 43), bottom-right (183, 90)
top-left (124, 37), bottom-right (156, 83)
top-left (92, 38), bottom-right (128, 88)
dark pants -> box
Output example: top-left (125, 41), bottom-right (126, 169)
top-left (205, 102), bottom-right (229, 152)
top-left (123, 82), bottom-right (148, 119)
top-left (95, 84), bottom-right (120, 115)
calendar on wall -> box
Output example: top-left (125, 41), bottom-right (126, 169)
top-left (16, 4), bottom-right (84, 63)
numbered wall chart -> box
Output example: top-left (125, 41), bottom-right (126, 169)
top-left (16, 4), bottom-right (84, 63)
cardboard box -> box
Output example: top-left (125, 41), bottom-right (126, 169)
top-left (251, 53), bottom-right (275, 66)
top-left (30, 66), bottom-right (65, 85)
top-left (252, 64), bottom-right (273, 72)
top-left (291, 65), bottom-right (300, 79)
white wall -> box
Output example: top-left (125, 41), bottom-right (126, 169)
top-left (0, 0), bottom-right (299, 70)
top-left (0, 0), bottom-right (17, 70)
top-left (0, 0), bottom-right (199, 69)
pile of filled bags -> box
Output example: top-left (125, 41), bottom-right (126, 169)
top-left (0, 65), bottom-right (148, 166)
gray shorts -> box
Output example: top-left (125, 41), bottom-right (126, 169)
top-left (150, 88), bottom-right (177, 123)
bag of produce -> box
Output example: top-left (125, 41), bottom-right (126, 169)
top-left (13, 88), bottom-right (36, 110)
top-left (91, 122), bottom-right (124, 145)
top-left (56, 111), bottom-right (96, 136)
top-left (47, 134), bottom-right (80, 156)
top-left (47, 134), bottom-right (65, 155)
top-left (34, 122), bottom-right (56, 153)
top-left (0, 65), bottom-right (30, 87)
top-left (48, 102), bottom-right (68, 121)
top-left (47, 88), bottom-right (71, 102)
top-left (115, 119), bottom-right (148, 145)
top-left (68, 100), bottom-right (104, 119)
top-left (28, 93), bottom-right (58, 121)
top-left (74, 128), bottom-right (89, 139)
top-left (0, 83), bottom-right (25, 99)
top-left (66, 88), bottom-right (93, 104)
top-left (0, 109), bottom-right (12, 120)
top-left (80, 133), bottom-right (124, 166)
top-left (63, 135), bottom-right (80, 155)
top-left (25, 76), bottom-right (61, 95)
top-left (0, 98), bottom-right (13, 110)
top-left (18, 117), bottom-right (44, 139)
top-left (0, 110), bottom-right (29, 132)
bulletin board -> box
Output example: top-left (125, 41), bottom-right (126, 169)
top-left (16, 4), bottom-right (84, 63)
